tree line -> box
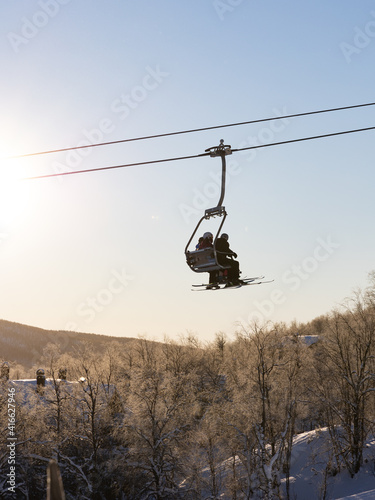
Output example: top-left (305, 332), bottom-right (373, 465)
top-left (0, 276), bottom-right (374, 499)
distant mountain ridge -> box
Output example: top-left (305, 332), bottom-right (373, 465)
top-left (0, 319), bottom-right (137, 367)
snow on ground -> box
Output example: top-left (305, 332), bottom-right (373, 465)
top-left (180, 428), bottom-right (375, 498)
top-left (283, 428), bottom-right (375, 500)
top-left (336, 490), bottom-right (375, 500)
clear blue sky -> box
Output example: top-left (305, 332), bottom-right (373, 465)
top-left (0, 1), bottom-right (374, 342)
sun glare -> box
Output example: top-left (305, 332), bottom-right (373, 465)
top-left (0, 148), bottom-right (30, 228)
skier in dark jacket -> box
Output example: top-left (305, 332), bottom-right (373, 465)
top-left (199, 232), bottom-right (213, 249)
top-left (215, 233), bottom-right (240, 285)
top-left (198, 232), bottom-right (217, 285)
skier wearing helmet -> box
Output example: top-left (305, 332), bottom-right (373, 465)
top-left (215, 233), bottom-right (240, 285)
top-left (197, 231), bottom-right (217, 286)
top-left (199, 232), bottom-right (214, 249)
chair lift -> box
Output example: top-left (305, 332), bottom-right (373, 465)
top-left (185, 140), bottom-right (232, 276)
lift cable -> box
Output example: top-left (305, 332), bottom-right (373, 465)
top-left (232, 125), bottom-right (375, 153)
top-left (8, 101), bottom-right (375, 160)
top-left (22, 125), bottom-right (375, 181)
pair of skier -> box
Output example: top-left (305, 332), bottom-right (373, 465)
top-left (197, 232), bottom-right (240, 286)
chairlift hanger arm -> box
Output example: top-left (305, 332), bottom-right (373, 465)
top-left (205, 139), bottom-right (232, 208)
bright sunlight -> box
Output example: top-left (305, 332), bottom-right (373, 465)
top-left (0, 149), bottom-right (30, 228)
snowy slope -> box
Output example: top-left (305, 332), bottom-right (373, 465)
top-left (284, 428), bottom-right (375, 500)
top-left (337, 491), bottom-right (375, 500)
top-left (179, 428), bottom-right (375, 498)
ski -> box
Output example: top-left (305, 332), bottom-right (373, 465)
top-left (230, 279), bottom-right (274, 289)
top-left (191, 276), bottom-right (264, 288)
top-left (192, 277), bottom-right (273, 291)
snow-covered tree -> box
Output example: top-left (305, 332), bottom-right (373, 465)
top-left (312, 277), bottom-right (375, 476)
top-left (122, 342), bottom-right (194, 499)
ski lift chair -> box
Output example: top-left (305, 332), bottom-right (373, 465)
top-left (185, 140), bottom-right (233, 278)
top-left (185, 206), bottom-right (231, 275)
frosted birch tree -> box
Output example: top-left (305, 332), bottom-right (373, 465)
top-left (313, 278), bottom-right (375, 476)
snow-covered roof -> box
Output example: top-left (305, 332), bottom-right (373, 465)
top-left (300, 335), bottom-right (319, 346)
top-left (8, 377), bottom-right (117, 408)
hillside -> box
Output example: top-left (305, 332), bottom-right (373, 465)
top-left (0, 313), bottom-right (374, 498)
top-left (0, 319), bottom-right (137, 367)
top-left (191, 428), bottom-right (375, 499)
top-left (285, 428), bottom-right (375, 500)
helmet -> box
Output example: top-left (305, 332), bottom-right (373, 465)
top-left (221, 233), bottom-right (229, 240)
top-left (203, 232), bottom-right (213, 239)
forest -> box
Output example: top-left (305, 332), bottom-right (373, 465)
top-left (0, 276), bottom-right (375, 499)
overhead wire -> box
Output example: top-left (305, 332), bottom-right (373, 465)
top-left (23, 152), bottom-right (210, 180)
top-left (232, 125), bottom-right (375, 153)
top-left (22, 125), bottom-right (375, 180)
top-left (8, 101), bottom-right (375, 159)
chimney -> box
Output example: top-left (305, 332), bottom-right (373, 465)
top-left (36, 368), bottom-right (46, 388)
top-left (58, 368), bottom-right (67, 381)
top-left (1, 362), bottom-right (9, 381)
